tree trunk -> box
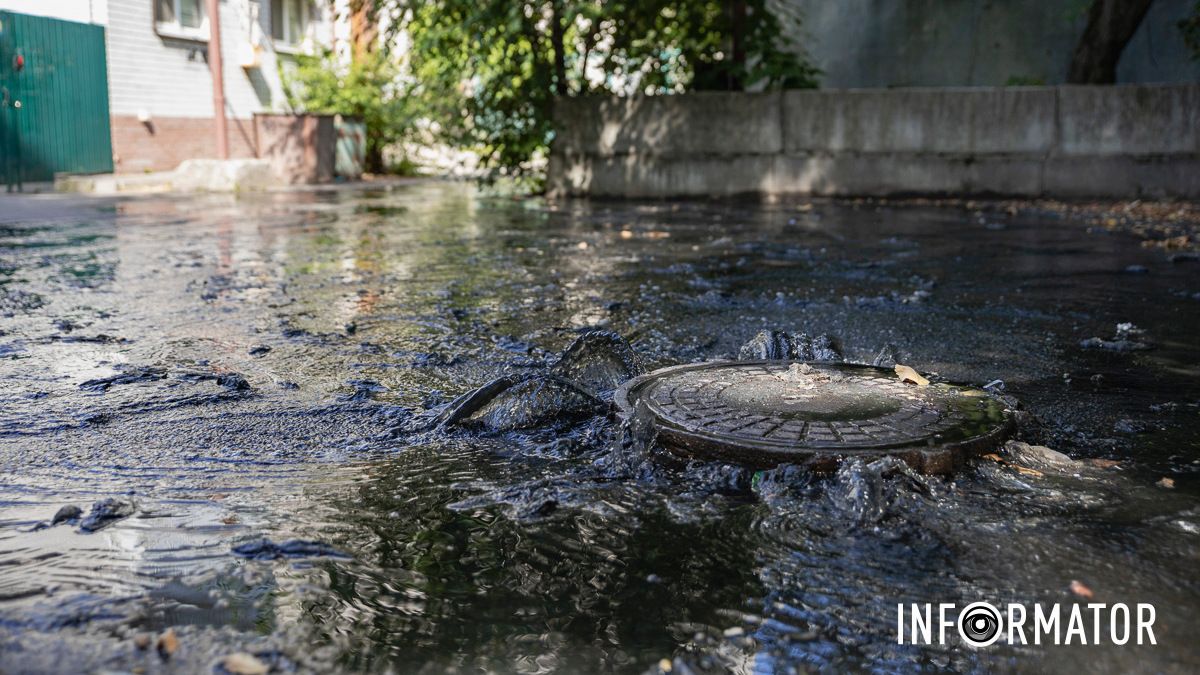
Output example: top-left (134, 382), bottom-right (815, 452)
top-left (350, 0), bottom-right (378, 62)
top-left (1067, 0), bottom-right (1155, 84)
top-left (550, 1), bottom-right (569, 96)
top-left (729, 0), bottom-right (746, 91)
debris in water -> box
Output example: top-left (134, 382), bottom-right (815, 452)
top-left (79, 366), bottom-right (167, 391)
top-left (219, 653), bottom-right (270, 675)
top-left (156, 628), bottom-right (179, 659)
top-left (1080, 322), bottom-right (1151, 351)
top-left (1157, 477), bottom-right (1176, 489)
top-left (79, 497), bottom-right (138, 532)
top-left (217, 373), bottom-right (251, 391)
top-left (1004, 440), bottom-right (1079, 471)
top-left (737, 330), bottom-right (843, 362)
top-left (549, 330), bottom-right (644, 398)
top-left (1070, 580), bottom-right (1095, 599)
top-left (248, 344), bottom-right (272, 356)
top-left (1114, 419), bottom-right (1148, 434)
top-left (232, 538), bottom-right (351, 560)
top-left (429, 332), bottom-right (638, 432)
top-left (893, 364), bottom-right (929, 386)
top-left (453, 376), bottom-right (604, 432)
top-left (871, 343), bottom-right (900, 368)
top-left (51, 504), bottom-right (82, 525)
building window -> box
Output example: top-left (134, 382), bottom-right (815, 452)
top-left (155, 0), bottom-right (207, 39)
top-left (270, 0), bottom-right (310, 46)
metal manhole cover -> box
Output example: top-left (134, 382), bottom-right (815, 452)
top-left (614, 361), bottom-right (1013, 474)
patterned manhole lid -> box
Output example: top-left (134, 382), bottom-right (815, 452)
top-left (614, 361), bottom-right (1014, 474)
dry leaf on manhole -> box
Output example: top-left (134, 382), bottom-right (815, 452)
top-left (1069, 580), bottom-right (1094, 599)
top-left (221, 652), bottom-right (270, 675)
top-left (893, 365), bottom-right (929, 386)
top-left (156, 628), bottom-right (179, 658)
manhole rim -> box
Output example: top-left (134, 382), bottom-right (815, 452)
top-left (614, 360), bottom-right (1015, 473)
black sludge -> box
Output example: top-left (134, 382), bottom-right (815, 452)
top-left (738, 329), bottom-right (843, 362)
top-left (549, 330), bottom-right (644, 398)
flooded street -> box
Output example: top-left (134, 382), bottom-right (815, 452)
top-left (1, 181), bottom-right (1198, 673)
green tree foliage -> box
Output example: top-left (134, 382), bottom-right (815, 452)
top-left (400, 0), bottom-right (818, 177)
top-left (1181, 2), bottom-right (1200, 60)
top-left (281, 50), bottom-right (414, 173)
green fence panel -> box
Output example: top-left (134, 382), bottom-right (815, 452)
top-left (1, 11), bottom-right (113, 186)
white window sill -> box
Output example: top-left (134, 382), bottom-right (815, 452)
top-left (272, 41), bottom-right (311, 57)
top-left (155, 22), bottom-right (210, 43)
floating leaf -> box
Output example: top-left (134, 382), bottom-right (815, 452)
top-left (894, 364), bottom-right (929, 386)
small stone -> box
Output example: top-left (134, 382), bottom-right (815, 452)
top-left (658, 658), bottom-right (673, 672)
top-left (1157, 477), bottom-right (1176, 489)
top-left (248, 345), bottom-right (271, 356)
top-left (133, 633), bottom-right (152, 650)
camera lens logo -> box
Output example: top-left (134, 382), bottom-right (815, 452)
top-left (957, 602), bottom-right (1003, 647)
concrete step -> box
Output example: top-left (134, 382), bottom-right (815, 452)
top-left (56, 159), bottom-right (278, 195)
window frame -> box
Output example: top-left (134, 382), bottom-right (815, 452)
top-left (154, 0), bottom-right (210, 42)
top-left (270, 0), bottom-right (311, 50)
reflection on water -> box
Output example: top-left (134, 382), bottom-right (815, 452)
top-left (0, 182), bottom-right (1197, 672)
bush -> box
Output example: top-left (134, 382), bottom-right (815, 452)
top-left (281, 50), bottom-right (414, 173)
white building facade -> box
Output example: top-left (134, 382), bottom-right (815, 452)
top-left (0, 0), bottom-right (354, 172)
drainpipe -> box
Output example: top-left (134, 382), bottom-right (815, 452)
top-left (207, 0), bottom-right (229, 159)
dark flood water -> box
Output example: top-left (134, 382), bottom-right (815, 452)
top-left (1, 182), bottom-right (1197, 673)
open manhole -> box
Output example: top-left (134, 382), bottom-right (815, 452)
top-left (614, 361), bottom-right (1014, 474)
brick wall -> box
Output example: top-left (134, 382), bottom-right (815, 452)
top-left (111, 115), bottom-right (257, 173)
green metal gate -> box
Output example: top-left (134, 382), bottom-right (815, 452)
top-left (1, 11), bottom-right (113, 190)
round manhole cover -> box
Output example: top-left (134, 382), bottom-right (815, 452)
top-left (614, 361), bottom-right (1013, 474)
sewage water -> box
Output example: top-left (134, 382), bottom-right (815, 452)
top-left (0, 182), bottom-right (1197, 673)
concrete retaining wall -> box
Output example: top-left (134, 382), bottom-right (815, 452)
top-left (548, 85), bottom-right (1200, 199)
